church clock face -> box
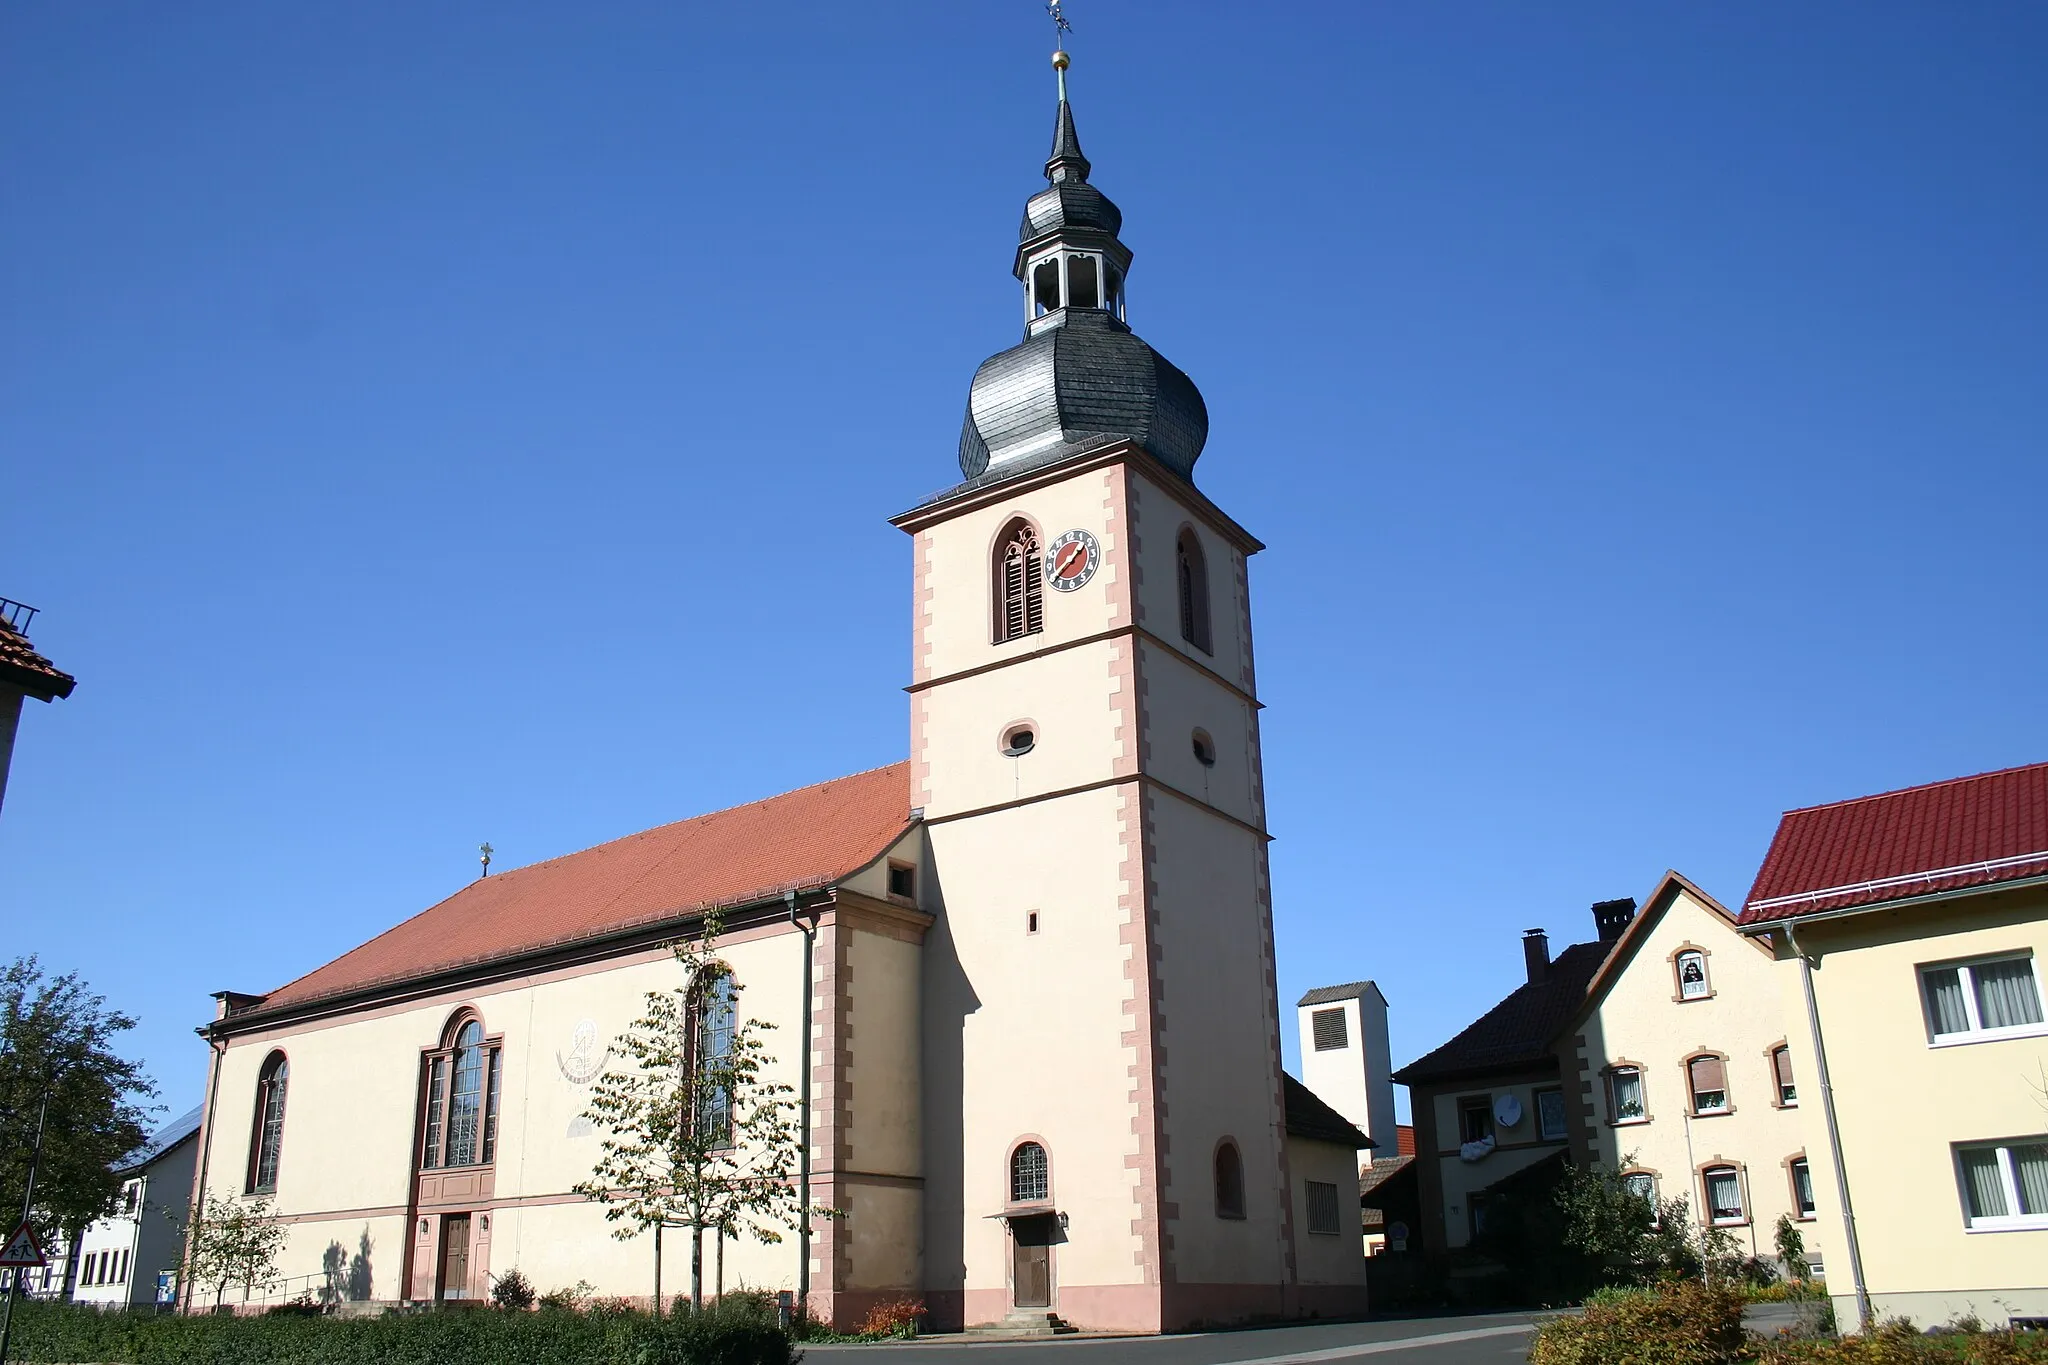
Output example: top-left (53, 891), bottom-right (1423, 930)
top-left (1046, 528), bottom-right (1100, 592)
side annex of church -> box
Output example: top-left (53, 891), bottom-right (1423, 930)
top-left (187, 56), bottom-right (1370, 1334)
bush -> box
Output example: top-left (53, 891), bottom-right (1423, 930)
top-left (0, 1294), bottom-right (796, 1365)
top-left (1529, 1279), bottom-right (1749, 1365)
top-left (856, 1296), bottom-right (927, 1338)
top-left (1754, 1319), bottom-right (2048, 1364)
top-left (491, 1268), bottom-right (537, 1310)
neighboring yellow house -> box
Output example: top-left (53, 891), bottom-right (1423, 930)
top-left (1737, 763), bottom-right (2048, 1331)
top-left (1564, 872), bottom-right (1820, 1273)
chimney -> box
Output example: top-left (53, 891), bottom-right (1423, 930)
top-left (1592, 898), bottom-right (1637, 943)
top-left (1522, 929), bottom-right (1550, 985)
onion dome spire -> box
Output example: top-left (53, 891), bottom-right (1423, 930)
top-left (951, 47), bottom-right (1209, 485)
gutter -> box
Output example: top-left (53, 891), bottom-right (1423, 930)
top-left (1737, 870), bottom-right (2048, 937)
top-left (1784, 922), bottom-right (1872, 1334)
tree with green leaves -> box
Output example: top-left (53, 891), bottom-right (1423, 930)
top-left (0, 958), bottom-right (157, 1263)
top-left (574, 922), bottom-right (824, 1310)
top-left (183, 1189), bottom-right (288, 1309)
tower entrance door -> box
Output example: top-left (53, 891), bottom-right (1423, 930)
top-left (1009, 1214), bottom-right (1055, 1309)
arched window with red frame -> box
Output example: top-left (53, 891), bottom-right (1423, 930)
top-left (421, 1012), bottom-right (503, 1170)
top-left (248, 1051), bottom-right (289, 1193)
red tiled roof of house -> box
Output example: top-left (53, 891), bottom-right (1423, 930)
top-left (1396, 1124), bottom-right (1415, 1159)
top-left (0, 617), bottom-right (75, 702)
top-left (258, 762), bottom-right (915, 1012)
top-left (1389, 940), bottom-right (1612, 1087)
top-left (1740, 762), bottom-right (2048, 925)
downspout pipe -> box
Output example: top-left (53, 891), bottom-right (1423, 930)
top-left (1784, 922), bottom-right (1872, 1334)
top-left (785, 890), bottom-right (816, 1319)
top-left (185, 1021), bottom-right (228, 1314)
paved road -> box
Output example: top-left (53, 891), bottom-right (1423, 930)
top-left (803, 1312), bottom-right (1545, 1365)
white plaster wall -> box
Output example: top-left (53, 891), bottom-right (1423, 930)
top-left (1574, 887), bottom-right (1814, 1262)
top-left (1137, 637), bottom-right (1259, 830)
top-left (920, 789), bottom-right (1149, 1297)
top-left (1126, 472), bottom-right (1252, 686)
top-left (1298, 993), bottom-right (1395, 1161)
top-left (920, 640), bottom-right (1128, 814)
top-left (1288, 1137), bottom-right (1369, 1287)
top-left (1147, 797), bottom-right (1289, 1288)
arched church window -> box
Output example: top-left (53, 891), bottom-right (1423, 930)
top-left (248, 1052), bottom-right (289, 1193)
top-left (690, 967), bottom-right (739, 1146)
top-left (1067, 254), bottom-right (1100, 310)
top-left (1031, 258), bottom-right (1062, 316)
top-left (994, 520), bottom-right (1045, 644)
top-left (1214, 1140), bottom-right (1246, 1219)
top-left (1010, 1141), bottom-right (1049, 1203)
top-left (421, 1012), bottom-right (503, 1170)
top-left (1177, 528), bottom-right (1212, 654)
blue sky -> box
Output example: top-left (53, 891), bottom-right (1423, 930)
top-left (4, 2), bottom-right (2044, 1125)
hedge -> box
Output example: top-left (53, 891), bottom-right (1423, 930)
top-left (0, 1295), bottom-right (795, 1365)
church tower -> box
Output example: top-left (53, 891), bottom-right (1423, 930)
top-left (894, 53), bottom-right (1296, 1333)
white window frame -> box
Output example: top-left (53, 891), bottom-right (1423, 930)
top-left (1790, 1157), bottom-right (1815, 1220)
top-left (1622, 1171), bottom-right (1659, 1226)
top-left (1920, 952), bottom-right (2046, 1047)
top-left (1954, 1139), bottom-right (2048, 1232)
top-left (1675, 950), bottom-right (1710, 1000)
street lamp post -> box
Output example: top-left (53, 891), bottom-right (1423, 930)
top-left (0, 1083), bottom-right (55, 1365)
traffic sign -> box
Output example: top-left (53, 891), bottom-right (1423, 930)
top-left (0, 1222), bottom-right (44, 1270)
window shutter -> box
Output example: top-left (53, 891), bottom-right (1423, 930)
top-left (1311, 1008), bottom-right (1348, 1051)
top-left (1773, 1047), bottom-right (1794, 1091)
top-left (1690, 1055), bottom-right (1725, 1092)
top-left (1023, 552), bottom-right (1044, 634)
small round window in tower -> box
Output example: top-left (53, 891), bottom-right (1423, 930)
top-left (1002, 727), bottom-right (1036, 758)
top-left (1192, 729), bottom-right (1217, 767)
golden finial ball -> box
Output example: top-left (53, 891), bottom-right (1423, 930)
top-left (1052, 50), bottom-right (1070, 70)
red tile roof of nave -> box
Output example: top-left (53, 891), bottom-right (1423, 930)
top-left (1740, 761), bottom-right (2048, 925)
top-left (1396, 1124), bottom-right (1416, 1159)
top-left (0, 618), bottom-right (75, 701)
top-left (260, 762), bottom-right (914, 1011)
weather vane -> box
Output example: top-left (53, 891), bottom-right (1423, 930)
top-left (479, 842), bottom-right (493, 878)
top-left (1048, 0), bottom-right (1073, 98)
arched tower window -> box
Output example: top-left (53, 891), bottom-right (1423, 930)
top-left (994, 519), bottom-right (1045, 644)
top-left (1214, 1140), bottom-right (1246, 1219)
top-left (1067, 255), bottom-right (1100, 309)
top-left (690, 967), bottom-right (739, 1147)
top-left (1010, 1141), bottom-right (1049, 1203)
top-left (1031, 258), bottom-right (1061, 317)
top-left (421, 1012), bottom-right (503, 1170)
top-left (1177, 528), bottom-right (1212, 654)
top-left (247, 1052), bottom-right (289, 1193)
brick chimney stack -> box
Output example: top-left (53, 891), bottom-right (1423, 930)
top-left (1522, 928), bottom-right (1550, 985)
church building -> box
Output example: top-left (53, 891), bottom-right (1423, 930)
top-left (187, 55), bottom-right (1369, 1334)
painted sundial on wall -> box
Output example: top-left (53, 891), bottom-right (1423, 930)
top-left (1046, 528), bottom-right (1100, 592)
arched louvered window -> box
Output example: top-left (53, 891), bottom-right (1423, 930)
top-left (1214, 1141), bottom-right (1246, 1219)
top-left (248, 1052), bottom-right (289, 1193)
top-left (1010, 1141), bottom-right (1049, 1203)
top-left (1177, 528), bottom-right (1211, 654)
top-left (690, 967), bottom-right (739, 1147)
top-left (994, 520), bottom-right (1045, 644)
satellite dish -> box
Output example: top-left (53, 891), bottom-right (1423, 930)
top-left (1493, 1094), bottom-right (1524, 1128)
